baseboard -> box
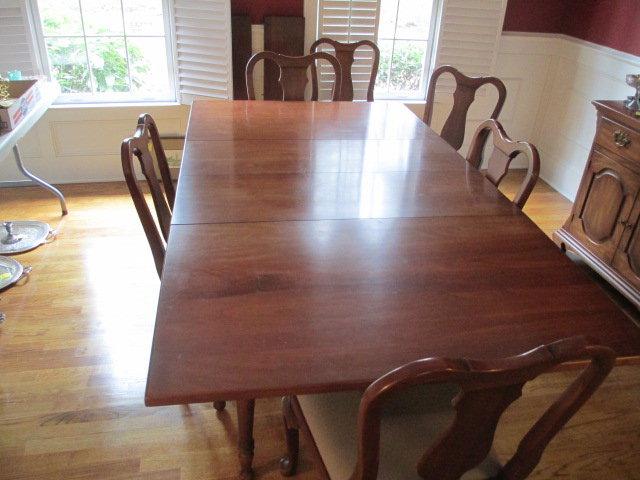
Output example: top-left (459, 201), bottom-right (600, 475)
top-left (0, 180), bottom-right (36, 188)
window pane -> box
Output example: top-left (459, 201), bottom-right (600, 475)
top-left (127, 37), bottom-right (171, 97)
top-left (378, 0), bottom-right (398, 39)
top-left (388, 40), bottom-right (426, 96)
top-left (38, 0), bottom-right (83, 36)
top-left (46, 38), bottom-right (91, 93)
top-left (81, 0), bottom-right (124, 35)
top-left (396, 0), bottom-right (433, 40)
top-left (375, 39), bottom-right (393, 96)
top-left (87, 38), bottom-right (129, 92)
top-left (123, 0), bottom-right (165, 35)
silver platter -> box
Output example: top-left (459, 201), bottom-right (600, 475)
top-left (0, 220), bottom-right (53, 254)
top-left (0, 256), bottom-right (24, 291)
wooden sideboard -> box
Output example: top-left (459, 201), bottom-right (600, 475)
top-left (556, 101), bottom-right (640, 309)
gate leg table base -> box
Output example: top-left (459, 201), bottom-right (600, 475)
top-left (13, 145), bottom-right (67, 216)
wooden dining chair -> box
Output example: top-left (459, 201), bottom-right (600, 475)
top-left (466, 119), bottom-right (540, 209)
top-left (309, 38), bottom-right (380, 102)
top-left (424, 65), bottom-right (507, 151)
top-left (246, 51), bottom-right (342, 101)
top-left (121, 114), bottom-right (174, 278)
top-left (121, 114), bottom-right (227, 413)
top-left (139, 114), bottom-right (178, 207)
top-left (279, 336), bottom-right (615, 480)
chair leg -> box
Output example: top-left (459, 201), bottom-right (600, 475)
top-left (213, 400), bottom-right (226, 411)
top-left (279, 396), bottom-right (300, 477)
top-left (237, 399), bottom-right (256, 480)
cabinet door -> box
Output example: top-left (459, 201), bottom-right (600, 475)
top-left (613, 198), bottom-right (640, 288)
top-left (567, 149), bottom-right (640, 263)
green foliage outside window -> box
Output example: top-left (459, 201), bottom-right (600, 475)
top-left (43, 18), bottom-right (150, 94)
top-left (377, 43), bottom-right (424, 92)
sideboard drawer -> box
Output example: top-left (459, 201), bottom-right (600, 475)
top-left (596, 117), bottom-right (640, 161)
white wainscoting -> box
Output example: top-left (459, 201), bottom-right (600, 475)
top-left (0, 103), bottom-right (189, 185)
top-left (2, 33), bottom-right (638, 200)
top-left (523, 34), bottom-right (640, 200)
top-left (405, 33), bottom-right (640, 201)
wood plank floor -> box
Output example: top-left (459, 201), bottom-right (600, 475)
top-left (1, 175), bottom-right (639, 480)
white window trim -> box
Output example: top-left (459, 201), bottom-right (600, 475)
top-left (27, 0), bottom-right (178, 105)
top-left (374, 0), bottom-right (442, 101)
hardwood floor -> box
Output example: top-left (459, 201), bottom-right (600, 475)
top-left (0, 176), bottom-right (638, 480)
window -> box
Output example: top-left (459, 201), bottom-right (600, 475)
top-left (375, 0), bottom-right (438, 99)
top-left (31, 0), bottom-right (175, 103)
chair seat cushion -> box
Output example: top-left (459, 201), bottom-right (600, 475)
top-left (298, 384), bottom-right (500, 480)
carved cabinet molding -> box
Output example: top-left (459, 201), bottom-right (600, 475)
top-left (556, 101), bottom-right (640, 308)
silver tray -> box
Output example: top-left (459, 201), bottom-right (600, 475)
top-left (0, 255), bottom-right (29, 291)
top-left (0, 221), bottom-right (55, 254)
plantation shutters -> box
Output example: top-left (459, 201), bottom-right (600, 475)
top-left (0, 0), bottom-right (40, 76)
top-left (316, 0), bottom-right (381, 100)
top-left (433, 0), bottom-right (507, 92)
top-left (173, 0), bottom-right (233, 103)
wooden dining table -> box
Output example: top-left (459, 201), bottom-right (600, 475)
top-left (145, 100), bottom-right (640, 479)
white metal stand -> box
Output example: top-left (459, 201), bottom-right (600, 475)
top-left (12, 144), bottom-right (67, 214)
top-left (1, 81), bottom-right (67, 215)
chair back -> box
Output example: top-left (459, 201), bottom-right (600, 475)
top-left (467, 119), bottom-right (540, 209)
top-left (121, 114), bottom-right (174, 277)
top-left (424, 65), bottom-right (507, 151)
top-left (246, 51), bottom-right (342, 101)
top-left (309, 38), bottom-right (380, 102)
top-left (352, 336), bottom-right (615, 480)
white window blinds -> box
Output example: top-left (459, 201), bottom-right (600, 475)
top-left (0, 0), bottom-right (39, 76)
top-left (316, 0), bottom-right (380, 100)
top-left (173, 0), bottom-right (233, 103)
top-left (432, 0), bottom-right (506, 90)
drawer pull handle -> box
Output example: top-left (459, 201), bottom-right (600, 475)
top-left (613, 130), bottom-right (631, 148)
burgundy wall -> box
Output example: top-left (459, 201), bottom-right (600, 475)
top-left (503, 0), bottom-right (566, 34)
top-left (503, 0), bottom-right (640, 57)
top-left (562, 0), bottom-right (640, 57)
top-left (231, 0), bottom-right (303, 24)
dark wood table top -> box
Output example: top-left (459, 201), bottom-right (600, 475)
top-left (184, 101), bottom-right (427, 141)
top-left (145, 100), bottom-right (640, 406)
top-left (171, 137), bottom-right (520, 225)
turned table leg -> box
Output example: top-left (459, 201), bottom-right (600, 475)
top-left (237, 399), bottom-right (256, 480)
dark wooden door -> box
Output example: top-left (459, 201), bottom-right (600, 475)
top-left (566, 149), bottom-right (640, 263)
top-left (613, 196), bottom-right (640, 288)
top-left (263, 16), bottom-right (305, 100)
top-left (231, 15), bottom-right (252, 100)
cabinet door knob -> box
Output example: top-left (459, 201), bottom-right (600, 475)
top-left (613, 130), bottom-right (631, 147)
